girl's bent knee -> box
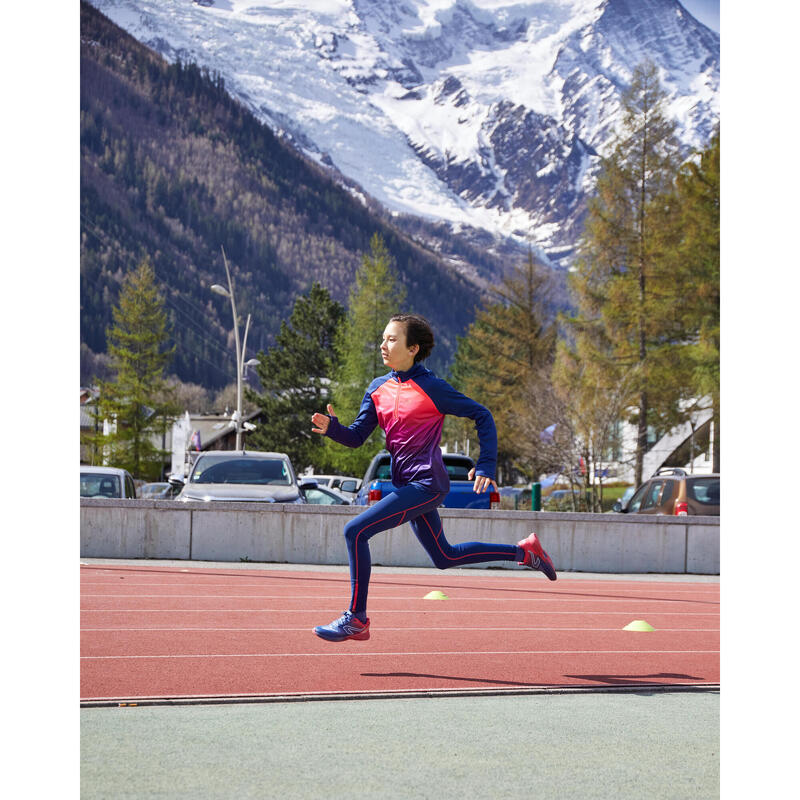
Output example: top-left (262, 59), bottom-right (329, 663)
top-left (343, 520), bottom-right (361, 546)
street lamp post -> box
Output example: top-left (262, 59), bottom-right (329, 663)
top-left (211, 247), bottom-right (259, 450)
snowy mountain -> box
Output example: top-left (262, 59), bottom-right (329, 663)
top-left (88, 0), bottom-right (719, 266)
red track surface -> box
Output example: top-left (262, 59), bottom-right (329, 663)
top-left (80, 563), bottom-right (719, 702)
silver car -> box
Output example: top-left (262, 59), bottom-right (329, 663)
top-left (171, 451), bottom-right (310, 503)
top-left (307, 474), bottom-right (361, 500)
top-left (300, 483), bottom-right (351, 505)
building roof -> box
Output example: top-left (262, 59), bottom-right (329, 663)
top-left (187, 410), bottom-right (261, 450)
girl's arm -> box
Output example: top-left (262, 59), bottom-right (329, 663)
top-left (426, 378), bottom-right (498, 481)
top-left (311, 391), bottom-right (378, 449)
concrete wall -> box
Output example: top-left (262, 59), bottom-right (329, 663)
top-left (80, 500), bottom-right (720, 574)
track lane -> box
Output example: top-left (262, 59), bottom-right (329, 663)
top-left (80, 564), bottom-right (719, 701)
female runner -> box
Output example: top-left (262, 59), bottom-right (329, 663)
top-left (311, 313), bottom-right (556, 642)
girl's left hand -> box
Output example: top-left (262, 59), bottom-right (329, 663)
top-left (468, 468), bottom-right (498, 494)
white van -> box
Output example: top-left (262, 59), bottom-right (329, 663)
top-left (80, 465), bottom-right (138, 499)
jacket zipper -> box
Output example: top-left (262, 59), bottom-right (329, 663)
top-left (393, 379), bottom-right (401, 421)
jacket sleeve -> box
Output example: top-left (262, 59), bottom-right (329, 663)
top-left (425, 378), bottom-right (498, 480)
top-left (325, 389), bottom-right (379, 448)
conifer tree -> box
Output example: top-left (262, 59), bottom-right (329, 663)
top-left (565, 60), bottom-right (684, 485)
top-left (86, 257), bottom-right (178, 479)
top-left (673, 130), bottom-right (720, 469)
top-left (246, 283), bottom-right (345, 472)
top-left (446, 249), bottom-right (557, 481)
top-left (326, 233), bottom-right (406, 476)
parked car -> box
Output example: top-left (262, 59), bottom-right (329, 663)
top-left (170, 451), bottom-right (313, 503)
top-left (306, 474), bottom-right (361, 500)
top-left (612, 468), bottom-right (720, 516)
top-left (354, 450), bottom-right (499, 509)
top-left (140, 482), bottom-right (181, 500)
top-left (300, 483), bottom-right (351, 505)
top-left (80, 465), bottom-right (137, 499)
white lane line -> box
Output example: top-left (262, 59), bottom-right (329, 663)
top-left (79, 580), bottom-right (719, 595)
top-left (81, 649), bottom-right (721, 660)
top-left (79, 608), bottom-right (720, 615)
top-left (79, 593), bottom-right (718, 603)
top-left (80, 626), bottom-right (720, 632)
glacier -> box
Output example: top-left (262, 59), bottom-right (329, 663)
top-left (87, 0), bottom-right (719, 263)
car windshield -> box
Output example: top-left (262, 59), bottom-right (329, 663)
top-left (190, 457), bottom-right (291, 485)
top-left (81, 473), bottom-right (121, 498)
top-left (626, 484), bottom-right (649, 513)
top-left (687, 477), bottom-right (720, 505)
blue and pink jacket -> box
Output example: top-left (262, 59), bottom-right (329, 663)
top-left (324, 362), bottom-right (497, 493)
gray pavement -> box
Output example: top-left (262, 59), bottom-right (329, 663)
top-left (81, 689), bottom-right (719, 799)
top-left (80, 560), bottom-right (719, 798)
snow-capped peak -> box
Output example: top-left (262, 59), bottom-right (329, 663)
top-left (88, 0), bottom-right (719, 262)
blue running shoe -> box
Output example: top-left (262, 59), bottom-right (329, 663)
top-left (313, 611), bottom-right (370, 642)
top-left (517, 532), bottom-right (557, 581)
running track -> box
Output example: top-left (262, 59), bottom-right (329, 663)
top-left (80, 563), bottom-right (719, 704)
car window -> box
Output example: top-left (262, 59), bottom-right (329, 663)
top-left (191, 457), bottom-right (291, 485)
top-left (126, 475), bottom-right (136, 498)
top-left (641, 480), bottom-right (664, 510)
top-left (687, 477), bottom-right (720, 505)
top-left (303, 488), bottom-right (341, 505)
top-left (626, 483), bottom-right (649, 513)
top-left (375, 462), bottom-right (392, 480)
top-left (81, 473), bottom-right (121, 498)
top-left (445, 462), bottom-right (473, 480)
top-left (660, 480), bottom-right (674, 504)
top-left (142, 483), bottom-right (169, 498)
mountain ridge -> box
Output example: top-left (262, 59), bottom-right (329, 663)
top-left (88, 0), bottom-right (719, 264)
top-left (80, 1), bottom-right (511, 390)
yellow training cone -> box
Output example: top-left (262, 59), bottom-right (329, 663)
top-left (623, 619), bottom-right (655, 632)
top-left (423, 590), bottom-right (449, 600)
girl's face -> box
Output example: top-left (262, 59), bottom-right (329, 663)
top-left (381, 320), bottom-right (418, 372)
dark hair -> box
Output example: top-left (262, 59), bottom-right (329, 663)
top-left (390, 314), bottom-right (435, 363)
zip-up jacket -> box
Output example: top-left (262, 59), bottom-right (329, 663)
top-left (324, 362), bottom-right (497, 493)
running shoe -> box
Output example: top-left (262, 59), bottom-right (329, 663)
top-left (313, 611), bottom-right (371, 642)
top-left (517, 532), bottom-right (557, 581)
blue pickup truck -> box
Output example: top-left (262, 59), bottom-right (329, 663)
top-left (354, 450), bottom-right (499, 509)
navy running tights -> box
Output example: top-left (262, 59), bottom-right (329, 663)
top-left (344, 483), bottom-right (518, 615)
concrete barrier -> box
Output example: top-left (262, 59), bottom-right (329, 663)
top-left (80, 499), bottom-right (720, 574)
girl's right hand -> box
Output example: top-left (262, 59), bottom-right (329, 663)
top-left (311, 404), bottom-right (336, 435)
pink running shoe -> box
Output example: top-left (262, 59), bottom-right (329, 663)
top-left (517, 532), bottom-right (557, 581)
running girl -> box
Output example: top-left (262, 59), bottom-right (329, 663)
top-left (311, 313), bottom-right (556, 642)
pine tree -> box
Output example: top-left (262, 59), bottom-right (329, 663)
top-left (327, 233), bottom-right (406, 476)
top-left (446, 249), bottom-right (557, 481)
top-left (85, 258), bottom-right (178, 479)
top-left (246, 283), bottom-right (345, 472)
top-left (566, 61), bottom-right (685, 485)
top-left (673, 130), bottom-right (720, 469)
